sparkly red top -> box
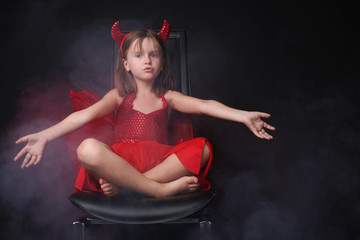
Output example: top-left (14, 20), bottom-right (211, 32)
top-left (114, 93), bottom-right (169, 144)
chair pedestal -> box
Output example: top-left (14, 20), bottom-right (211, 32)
top-left (72, 216), bottom-right (212, 240)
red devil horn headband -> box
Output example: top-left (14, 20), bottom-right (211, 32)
top-left (111, 20), bottom-right (170, 57)
top-left (158, 20), bottom-right (170, 42)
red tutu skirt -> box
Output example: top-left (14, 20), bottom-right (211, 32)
top-left (67, 90), bottom-right (213, 195)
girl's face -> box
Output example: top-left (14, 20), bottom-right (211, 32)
top-left (123, 37), bottom-right (163, 83)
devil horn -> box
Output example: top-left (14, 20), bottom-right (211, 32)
top-left (158, 20), bottom-right (170, 43)
top-left (111, 21), bottom-right (125, 46)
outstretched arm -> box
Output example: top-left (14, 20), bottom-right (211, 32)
top-left (14, 89), bottom-right (121, 168)
top-left (165, 90), bottom-right (275, 140)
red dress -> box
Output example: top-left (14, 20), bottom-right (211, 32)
top-left (66, 90), bottom-right (213, 195)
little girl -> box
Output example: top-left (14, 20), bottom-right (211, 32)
top-left (14, 20), bottom-right (275, 197)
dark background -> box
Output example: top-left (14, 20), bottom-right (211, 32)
top-left (1, 0), bottom-right (359, 239)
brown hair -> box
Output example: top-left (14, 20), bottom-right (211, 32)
top-left (114, 29), bottom-right (175, 96)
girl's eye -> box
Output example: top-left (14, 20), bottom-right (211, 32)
top-left (150, 53), bottom-right (159, 58)
top-left (135, 54), bottom-right (141, 58)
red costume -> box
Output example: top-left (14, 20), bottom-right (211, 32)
top-left (67, 90), bottom-right (213, 195)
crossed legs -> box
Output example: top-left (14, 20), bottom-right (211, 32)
top-left (77, 138), bottom-right (210, 197)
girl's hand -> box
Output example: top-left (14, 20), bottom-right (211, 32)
top-left (14, 133), bottom-right (48, 169)
top-left (243, 112), bottom-right (275, 140)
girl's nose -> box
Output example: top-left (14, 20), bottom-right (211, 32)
top-left (144, 55), bottom-right (151, 64)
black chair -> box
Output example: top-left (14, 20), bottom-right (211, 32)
top-left (68, 30), bottom-right (215, 239)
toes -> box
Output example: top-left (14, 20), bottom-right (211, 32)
top-left (99, 178), bottom-right (109, 185)
top-left (103, 189), bottom-right (113, 196)
top-left (186, 176), bottom-right (200, 192)
top-left (100, 183), bottom-right (111, 189)
top-left (101, 185), bottom-right (113, 196)
top-left (186, 176), bottom-right (198, 184)
top-left (99, 178), bottom-right (104, 185)
top-left (101, 186), bottom-right (110, 194)
top-left (99, 178), bottom-right (113, 196)
top-left (189, 183), bottom-right (200, 191)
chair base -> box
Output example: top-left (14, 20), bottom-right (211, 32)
top-left (72, 216), bottom-right (212, 240)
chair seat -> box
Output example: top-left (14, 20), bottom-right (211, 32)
top-left (69, 191), bottom-right (215, 224)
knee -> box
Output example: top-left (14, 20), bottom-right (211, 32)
top-left (77, 138), bottom-right (104, 168)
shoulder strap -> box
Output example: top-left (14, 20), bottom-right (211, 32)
top-left (160, 94), bottom-right (167, 109)
top-left (118, 93), bottom-right (135, 111)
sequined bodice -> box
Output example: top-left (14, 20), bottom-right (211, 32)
top-left (114, 93), bottom-right (168, 144)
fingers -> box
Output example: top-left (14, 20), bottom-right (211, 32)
top-left (20, 153), bottom-right (32, 169)
top-left (15, 136), bottom-right (28, 145)
top-left (14, 147), bottom-right (27, 162)
top-left (254, 128), bottom-right (273, 140)
top-left (17, 150), bottom-right (41, 169)
top-left (261, 122), bottom-right (275, 139)
top-left (34, 154), bottom-right (42, 165)
top-left (26, 155), bottom-right (38, 168)
top-left (14, 134), bottom-right (43, 168)
top-left (263, 122), bottom-right (276, 131)
top-left (250, 112), bottom-right (275, 139)
top-left (254, 112), bottom-right (275, 140)
top-left (14, 135), bottom-right (30, 161)
top-left (257, 112), bottom-right (275, 130)
top-left (261, 131), bottom-right (273, 140)
top-left (259, 112), bottom-right (271, 118)
top-left (22, 154), bottom-right (38, 169)
top-left (253, 129), bottom-right (264, 139)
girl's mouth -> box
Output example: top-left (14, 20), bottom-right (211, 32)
top-left (144, 67), bottom-right (153, 72)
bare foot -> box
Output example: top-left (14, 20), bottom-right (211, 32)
top-left (158, 176), bottom-right (200, 197)
top-left (99, 178), bottom-right (123, 197)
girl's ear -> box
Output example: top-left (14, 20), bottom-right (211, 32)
top-left (123, 58), bottom-right (130, 72)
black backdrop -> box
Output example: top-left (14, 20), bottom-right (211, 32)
top-left (1, 1), bottom-right (359, 239)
